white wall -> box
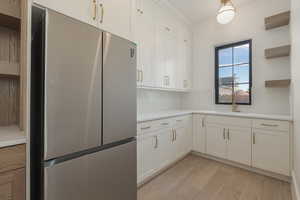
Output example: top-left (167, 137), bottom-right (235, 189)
top-left (137, 89), bottom-right (182, 114)
top-left (291, 0), bottom-right (300, 195)
top-left (182, 0), bottom-right (291, 115)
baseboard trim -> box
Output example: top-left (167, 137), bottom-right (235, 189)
top-left (192, 151), bottom-right (291, 183)
top-left (292, 171), bottom-right (300, 200)
top-left (137, 152), bottom-right (191, 188)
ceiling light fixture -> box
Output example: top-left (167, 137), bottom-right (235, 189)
top-left (217, 0), bottom-right (236, 24)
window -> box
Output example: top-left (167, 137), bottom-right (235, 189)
top-left (215, 40), bottom-right (252, 105)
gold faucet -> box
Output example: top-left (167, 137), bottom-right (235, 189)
top-left (232, 90), bottom-right (240, 112)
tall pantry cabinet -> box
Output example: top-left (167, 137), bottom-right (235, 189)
top-left (0, 0), bottom-right (28, 199)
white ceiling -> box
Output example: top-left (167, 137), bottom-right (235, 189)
top-left (167, 0), bottom-right (253, 23)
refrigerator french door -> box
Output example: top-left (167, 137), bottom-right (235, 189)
top-left (31, 6), bottom-right (137, 200)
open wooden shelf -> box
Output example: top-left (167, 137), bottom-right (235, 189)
top-left (265, 45), bottom-right (291, 59)
top-left (0, 13), bottom-right (20, 30)
top-left (265, 11), bottom-right (290, 30)
top-left (0, 62), bottom-right (20, 77)
top-left (265, 79), bottom-right (291, 88)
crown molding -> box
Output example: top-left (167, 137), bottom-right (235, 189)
top-left (157, 0), bottom-right (193, 26)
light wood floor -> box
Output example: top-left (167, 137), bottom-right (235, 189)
top-left (138, 155), bottom-right (292, 200)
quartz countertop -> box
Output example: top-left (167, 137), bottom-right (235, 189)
top-left (0, 126), bottom-right (26, 148)
top-left (137, 110), bottom-right (293, 123)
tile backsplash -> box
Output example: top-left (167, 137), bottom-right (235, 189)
top-left (137, 89), bottom-right (183, 114)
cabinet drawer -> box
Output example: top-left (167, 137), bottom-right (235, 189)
top-left (173, 115), bottom-right (191, 127)
top-left (0, 168), bottom-right (25, 200)
top-left (253, 119), bottom-right (290, 132)
top-left (206, 116), bottom-right (251, 128)
top-left (157, 118), bottom-right (174, 130)
top-left (0, 145), bottom-right (26, 173)
top-left (137, 121), bottom-right (160, 135)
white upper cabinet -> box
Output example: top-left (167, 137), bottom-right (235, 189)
top-left (155, 20), bottom-right (178, 89)
top-left (177, 24), bottom-right (192, 90)
top-left (98, 0), bottom-right (132, 40)
top-left (34, 0), bottom-right (99, 27)
top-left (135, 0), bottom-right (156, 87)
top-left (34, 0), bottom-right (132, 41)
top-left (134, 0), bottom-right (192, 91)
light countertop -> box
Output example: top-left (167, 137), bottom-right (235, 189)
top-left (0, 126), bottom-right (26, 148)
top-left (137, 110), bottom-right (293, 123)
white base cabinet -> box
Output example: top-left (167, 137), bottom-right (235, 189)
top-left (252, 129), bottom-right (290, 176)
top-left (157, 129), bottom-right (173, 170)
top-left (193, 114), bottom-right (206, 153)
top-left (137, 115), bottom-right (192, 184)
top-left (195, 115), bottom-right (291, 176)
top-left (206, 125), bottom-right (227, 160)
top-left (139, 133), bottom-right (160, 180)
top-left (138, 114), bottom-right (292, 184)
top-left (227, 127), bottom-right (252, 166)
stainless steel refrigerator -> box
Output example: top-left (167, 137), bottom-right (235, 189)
top-left (31, 6), bottom-right (137, 200)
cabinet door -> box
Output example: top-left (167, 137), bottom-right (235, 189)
top-left (184, 116), bottom-right (193, 154)
top-left (155, 25), bottom-right (167, 88)
top-left (164, 28), bottom-right (177, 89)
top-left (0, 168), bottom-right (25, 200)
top-left (155, 24), bottom-right (177, 89)
top-left (135, 0), bottom-right (156, 87)
top-left (157, 129), bottom-right (173, 169)
top-left (140, 134), bottom-right (159, 179)
top-left (174, 126), bottom-right (186, 159)
top-left (206, 125), bottom-right (227, 159)
top-left (177, 26), bottom-right (192, 90)
top-left (227, 127), bottom-right (252, 166)
top-left (99, 0), bottom-right (132, 41)
top-left (183, 29), bottom-right (192, 90)
top-left (34, 0), bottom-right (98, 27)
top-left (252, 130), bottom-right (290, 176)
top-left (193, 115), bottom-right (206, 153)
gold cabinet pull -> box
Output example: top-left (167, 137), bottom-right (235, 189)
top-left (227, 129), bottom-right (230, 140)
top-left (261, 123), bottom-right (278, 127)
top-left (154, 136), bottom-right (158, 149)
top-left (141, 70), bottom-right (143, 82)
top-left (100, 3), bottom-right (104, 23)
top-left (223, 128), bottom-right (226, 140)
top-left (171, 129), bottom-right (175, 142)
top-left (141, 126), bottom-right (151, 130)
top-left (137, 70), bottom-right (140, 82)
top-left (253, 133), bottom-right (256, 145)
top-left (93, 0), bottom-right (97, 20)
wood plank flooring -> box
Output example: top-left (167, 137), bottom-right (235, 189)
top-left (138, 155), bottom-right (291, 200)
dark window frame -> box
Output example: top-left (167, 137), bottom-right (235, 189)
top-left (215, 40), bottom-right (252, 105)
